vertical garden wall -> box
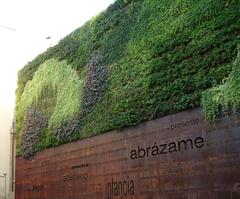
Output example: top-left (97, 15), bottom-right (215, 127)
top-left (16, 0), bottom-right (240, 159)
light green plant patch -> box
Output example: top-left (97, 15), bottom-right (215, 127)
top-left (16, 58), bottom-right (83, 131)
top-left (202, 49), bottom-right (240, 122)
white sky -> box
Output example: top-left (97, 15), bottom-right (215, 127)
top-left (0, 0), bottom-right (114, 196)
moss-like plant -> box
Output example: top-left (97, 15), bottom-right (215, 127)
top-left (202, 49), bottom-right (240, 122)
top-left (16, 58), bottom-right (83, 133)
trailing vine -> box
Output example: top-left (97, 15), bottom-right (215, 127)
top-left (202, 48), bottom-right (240, 122)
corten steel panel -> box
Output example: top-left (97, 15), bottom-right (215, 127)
top-left (16, 108), bottom-right (240, 199)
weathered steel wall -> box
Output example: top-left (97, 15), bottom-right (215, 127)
top-left (16, 108), bottom-right (240, 199)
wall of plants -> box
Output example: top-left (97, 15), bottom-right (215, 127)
top-left (16, 0), bottom-right (240, 158)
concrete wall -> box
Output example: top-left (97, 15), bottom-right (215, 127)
top-left (16, 108), bottom-right (240, 199)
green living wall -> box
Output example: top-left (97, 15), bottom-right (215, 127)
top-left (16, 0), bottom-right (240, 159)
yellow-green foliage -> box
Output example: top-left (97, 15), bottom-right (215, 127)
top-left (202, 49), bottom-right (240, 122)
top-left (16, 58), bottom-right (83, 131)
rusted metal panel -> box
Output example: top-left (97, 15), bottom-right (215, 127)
top-left (16, 108), bottom-right (240, 199)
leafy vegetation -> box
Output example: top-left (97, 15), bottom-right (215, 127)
top-left (16, 0), bottom-right (240, 155)
top-left (20, 108), bottom-right (48, 159)
top-left (54, 54), bottom-right (108, 142)
top-left (16, 59), bottom-right (83, 154)
top-left (202, 49), bottom-right (240, 122)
